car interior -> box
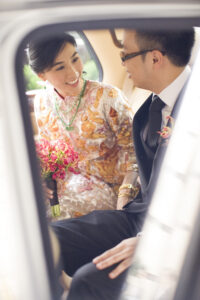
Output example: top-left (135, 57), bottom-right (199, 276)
top-left (1, 1), bottom-right (200, 299)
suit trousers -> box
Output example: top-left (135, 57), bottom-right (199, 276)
top-left (51, 210), bottom-right (143, 277)
top-left (51, 209), bottom-right (145, 300)
top-left (67, 261), bottom-right (128, 300)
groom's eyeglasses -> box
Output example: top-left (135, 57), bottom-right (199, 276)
top-left (120, 49), bottom-right (166, 62)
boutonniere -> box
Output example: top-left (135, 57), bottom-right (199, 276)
top-left (158, 116), bottom-right (175, 144)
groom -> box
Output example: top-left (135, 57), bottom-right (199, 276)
top-left (51, 28), bottom-right (195, 299)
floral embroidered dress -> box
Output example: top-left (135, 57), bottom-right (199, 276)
top-left (34, 80), bottom-right (136, 221)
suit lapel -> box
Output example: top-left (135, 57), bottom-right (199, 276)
top-left (145, 84), bottom-right (187, 199)
top-left (133, 94), bottom-right (152, 190)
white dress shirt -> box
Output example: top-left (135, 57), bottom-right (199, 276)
top-left (143, 66), bottom-right (191, 140)
top-left (156, 65), bottom-right (191, 128)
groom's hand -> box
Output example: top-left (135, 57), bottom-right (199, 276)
top-left (93, 237), bottom-right (139, 279)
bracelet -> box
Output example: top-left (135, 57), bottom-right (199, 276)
top-left (119, 183), bottom-right (133, 192)
top-left (133, 164), bottom-right (139, 172)
top-left (118, 192), bottom-right (131, 198)
top-left (118, 186), bottom-right (140, 198)
top-left (132, 186), bottom-right (140, 198)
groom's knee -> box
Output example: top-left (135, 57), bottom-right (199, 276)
top-left (68, 262), bottom-right (127, 300)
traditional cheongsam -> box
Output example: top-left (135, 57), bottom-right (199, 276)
top-left (34, 80), bottom-right (136, 221)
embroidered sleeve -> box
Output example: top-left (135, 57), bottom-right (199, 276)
top-left (104, 86), bottom-right (137, 170)
top-left (34, 91), bottom-right (60, 141)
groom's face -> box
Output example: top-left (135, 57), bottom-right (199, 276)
top-left (122, 30), bottom-right (152, 91)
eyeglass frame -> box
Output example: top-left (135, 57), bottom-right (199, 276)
top-left (120, 49), bottom-right (166, 62)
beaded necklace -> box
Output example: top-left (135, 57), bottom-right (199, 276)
top-left (55, 79), bottom-right (87, 131)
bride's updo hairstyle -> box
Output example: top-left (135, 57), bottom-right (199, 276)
top-left (27, 33), bottom-right (77, 74)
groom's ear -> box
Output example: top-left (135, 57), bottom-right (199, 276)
top-left (151, 50), bottom-right (164, 68)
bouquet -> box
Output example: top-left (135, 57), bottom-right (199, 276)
top-left (35, 138), bottom-right (79, 217)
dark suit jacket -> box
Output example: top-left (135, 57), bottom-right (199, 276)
top-left (123, 89), bottom-right (184, 221)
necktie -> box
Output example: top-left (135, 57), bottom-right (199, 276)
top-left (146, 95), bottom-right (165, 152)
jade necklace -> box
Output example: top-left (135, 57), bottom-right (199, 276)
top-left (55, 79), bottom-right (87, 131)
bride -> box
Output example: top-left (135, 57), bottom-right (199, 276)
top-left (28, 32), bottom-right (138, 221)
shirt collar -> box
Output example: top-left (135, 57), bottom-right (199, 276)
top-left (153, 65), bottom-right (191, 108)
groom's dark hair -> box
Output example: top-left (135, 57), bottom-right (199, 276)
top-left (135, 28), bottom-right (195, 66)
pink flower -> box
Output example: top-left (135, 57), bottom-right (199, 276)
top-left (49, 165), bottom-right (56, 172)
top-left (50, 153), bottom-right (57, 161)
top-left (43, 156), bottom-right (50, 163)
top-left (158, 116), bottom-right (174, 141)
top-left (64, 158), bottom-right (69, 165)
top-left (158, 126), bottom-right (172, 139)
top-left (58, 170), bottom-right (66, 180)
top-left (52, 172), bottom-right (58, 180)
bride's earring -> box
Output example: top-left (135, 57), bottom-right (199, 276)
top-left (82, 70), bottom-right (87, 79)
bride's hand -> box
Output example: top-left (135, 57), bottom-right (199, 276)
top-left (117, 195), bottom-right (130, 210)
top-left (42, 181), bottom-right (53, 200)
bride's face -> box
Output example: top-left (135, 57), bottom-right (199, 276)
top-left (39, 42), bottom-right (83, 97)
